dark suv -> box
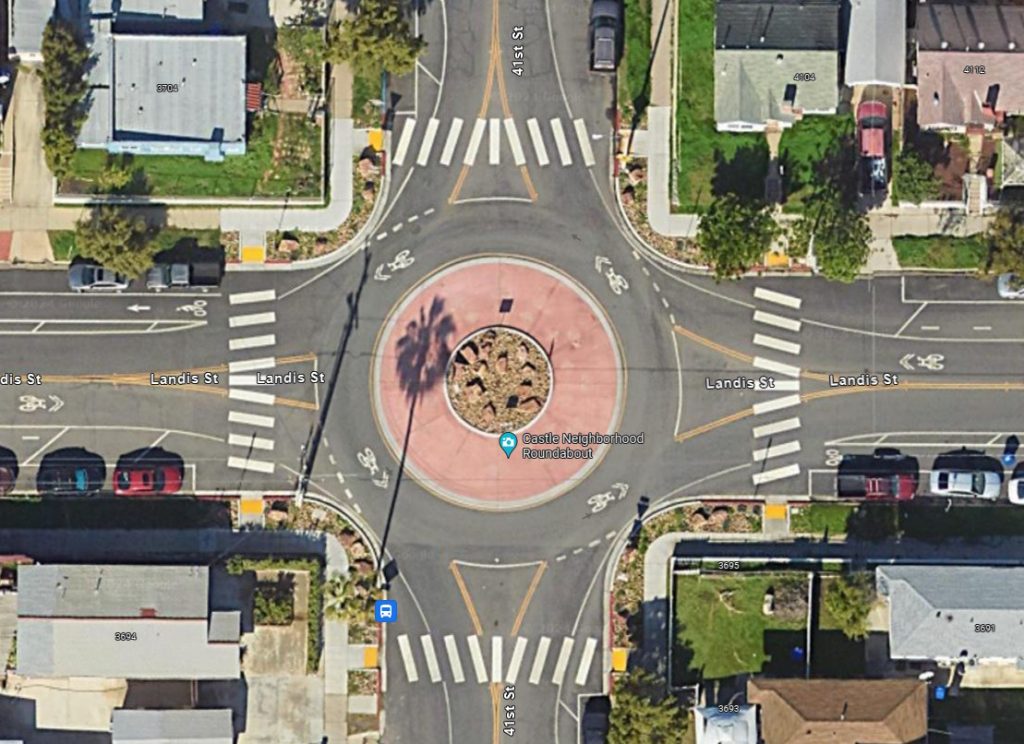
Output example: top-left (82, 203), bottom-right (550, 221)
top-left (590, 0), bottom-right (622, 72)
top-left (836, 448), bottom-right (918, 501)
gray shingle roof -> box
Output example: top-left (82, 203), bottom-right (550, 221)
top-left (916, 1), bottom-right (1024, 53)
top-left (715, 0), bottom-right (841, 51)
top-left (112, 709), bottom-right (233, 744)
top-left (916, 51), bottom-right (1024, 129)
top-left (845, 0), bottom-right (907, 86)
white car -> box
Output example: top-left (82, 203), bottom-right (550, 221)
top-left (997, 273), bottom-right (1024, 299)
top-left (929, 469), bottom-right (1002, 500)
top-left (1009, 474), bottom-right (1024, 505)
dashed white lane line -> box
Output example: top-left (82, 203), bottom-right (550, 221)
top-left (753, 356), bottom-right (801, 378)
top-left (754, 286), bottom-right (802, 309)
top-left (420, 634), bottom-right (442, 683)
top-left (752, 394), bottom-right (802, 416)
top-left (555, 554), bottom-right (567, 562)
top-left (229, 334), bottom-right (276, 351)
top-left (503, 118), bottom-right (527, 166)
top-left (587, 539), bottom-right (600, 548)
top-left (464, 119), bottom-right (487, 165)
top-left (336, 473), bottom-right (345, 485)
top-left (753, 333), bottom-right (801, 356)
top-left (491, 636), bottom-right (503, 683)
top-left (229, 289), bottom-right (276, 305)
top-left (752, 463), bottom-right (801, 485)
top-left (439, 117), bottom-right (464, 166)
top-left (661, 297), bottom-right (670, 309)
top-left (467, 635), bottom-right (488, 684)
top-left (528, 636), bottom-right (551, 685)
top-left (752, 417), bottom-right (801, 438)
top-left (652, 282), bottom-right (660, 292)
top-left (572, 118), bottom-right (596, 167)
top-left (605, 531), bottom-right (616, 540)
top-left (752, 440), bottom-right (801, 462)
top-left (376, 232), bottom-right (388, 241)
top-left (489, 118), bottom-right (501, 165)
top-left (551, 637), bottom-right (574, 685)
top-left (228, 411), bottom-right (274, 428)
top-left (353, 503), bottom-right (362, 514)
top-left (228, 388), bottom-right (275, 406)
top-left (227, 456), bottom-right (275, 474)
top-left (407, 214), bottom-right (419, 223)
top-left (444, 635), bottom-right (465, 683)
top-left (328, 453), bottom-right (336, 465)
top-left (526, 118), bottom-right (549, 166)
top-left (228, 357), bottom-right (275, 373)
top-left (753, 310), bottom-right (802, 332)
top-left (550, 118), bottom-right (572, 166)
top-left (392, 118), bottom-right (417, 167)
top-left (397, 634), bottom-right (419, 682)
top-left (755, 379), bottom-right (800, 391)
top-left (416, 118), bottom-right (440, 166)
top-left (344, 488), bottom-right (354, 499)
top-left (974, 325), bottom-right (992, 331)
top-left (574, 637), bottom-right (597, 686)
top-left (228, 433), bottom-right (274, 451)
top-left (506, 636), bottom-right (528, 684)
top-left (229, 311), bottom-right (276, 328)
top-left (424, 207), bottom-right (436, 216)
top-left (921, 325), bottom-right (940, 331)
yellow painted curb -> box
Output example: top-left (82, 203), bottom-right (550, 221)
top-left (368, 129), bottom-right (384, 151)
top-left (241, 245), bottom-right (265, 263)
top-left (240, 498), bottom-right (263, 515)
top-left (363, 646), bottom-right (379, 668)
top-left (611, 648), bottom-right (628, 672)
top-left (765, 251), bottom-right (790, 268)
top-left (765, 503), bottom-right (788, 520)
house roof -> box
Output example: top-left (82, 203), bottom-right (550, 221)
top-left (747, 678), bottom-right (928, 744)
top-left (208, 610), bottom-right (241, 643)
top-left (916, 51), bottom-right (1024, 128)
top-left (1001, 137), bottom-right (1024, 187)
top-left (112, 709), bottom-right (234, 744)
top-left (715, 0), bottom-right (841, 51)
top-left (694, 705), bottom-right (758, 744)
top-left (916, 1), bottom-right (1024, 53)
top-left (878, 565), bottom-right (1024, 661)
top-left (844, 0), bottom-right (907, 86)
top-left (714, 49), bottom-right (839, 128)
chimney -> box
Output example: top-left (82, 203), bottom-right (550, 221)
top-left (840, 702), bottom-right (848, 721)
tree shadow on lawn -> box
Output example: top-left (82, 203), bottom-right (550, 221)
top-left (712, 143), bottom-right (770, 204)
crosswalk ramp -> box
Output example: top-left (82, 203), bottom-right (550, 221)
top-left (390, 116), bottom-right (599, 170)
top-left (392, 634), bottom-right (600, 687)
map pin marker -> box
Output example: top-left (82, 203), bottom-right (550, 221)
top-left (499, 432), bottom-right (518, 459)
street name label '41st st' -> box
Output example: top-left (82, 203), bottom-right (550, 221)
top-left (511, 26), bottom-right (525, 76)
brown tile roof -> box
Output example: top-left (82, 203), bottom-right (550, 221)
top-left (917, 51), bottom-right (1024, 129)
top-left (747, 678), bottom-right (928, 744)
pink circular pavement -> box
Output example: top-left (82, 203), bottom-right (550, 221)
top-left (371, 255), bottom-right (624, 511)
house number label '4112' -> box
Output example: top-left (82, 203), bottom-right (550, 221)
top-left (511, 27), bottom-right (525, 76)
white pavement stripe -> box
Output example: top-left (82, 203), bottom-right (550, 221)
top-left (754, 286), bottom-right (802, 309)
top-left (228, 374), bottom-right (258, 386)
top-left (229, 334), bottom-right (276, 351)
top-left (467, 635), bottom-right (488, 684)
top-left (753, 333), bottom-right (801, 356)
top-left (572, 118), bottom-right (596, 167)
top-left (416, 118), bottom-right (441, 166)
top-left (392, 118), bottom-right (417, 166)
top-left (228, 357), bottom-right (275, 373)
top-left (752, 417), bottom-right (801, 439)
top-left (752, 463), bottom-right (801, 485)
top-left (551, 637), bottom-right (574, 685)
top-left (227, 456), bottom-right (275, 474)
top-left (420, 634), bottom-right (442, 683)
top-left (439, 118), bottom-right (464, 166)
top-left (444, 635), bottom-right (465, 683)
top-left (397, 634), bottom-right (419, 683)
top-left (229, 289), bottom-right (276, 305)
top-left (752, 356), bottom-right (801, 378)
top-left (489, 118), bottom-right (501, 165)
top-left (753, 310), bottom-right (802, 332)
top-left (503, 118), bottom-right (527, 166)
top-left (574, 637), bottom-right (597, 686)
top-left (526, 118), bottom-right (549, 166)
top-left (755, 378), bottom-right (800, 391)
top-left (228, 411), bottom-right (274, 428)
top-left (491, 636), bottom-right (503, 683)
top-left (506, 637), bottom-right (528, 684)
top-left (229, 311), bottom-right (276, 328)
top-left (464, 118), bottom-right (487, 165)
top-left (228, 388), bottom-right (276, 406)
top-left (752, 394), bottom-right (802, 416)
top-left (228, 433), bottom-right (274, 451)
top-left (529, 636), bottom-right (551, 685)
top-left (550, 118), bottom-right (572, 166)
top-left (753, 440), bottom-right (801, 462)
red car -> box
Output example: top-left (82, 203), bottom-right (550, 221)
top-left (114, 464), bottom-right (183, 496)
top-left (856, 100), bottom-right (889, 191)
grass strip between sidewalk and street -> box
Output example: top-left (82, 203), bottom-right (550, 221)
top-left (892, 235), bottom-right (989, 270)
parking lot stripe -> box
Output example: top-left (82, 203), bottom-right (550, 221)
top-left (392, 118), bottom-right (417, 167)
top-left (420, 634), bottom-right (442, 683)
top-left (227, 456), bottom-right (274, 474)
top-left (444, 635), bottom-right (465, 683)
top-left (439, 118), bottom-right (464, 166)
top-left (528, 636), bottom-right (551, 685)
top-left (463, 118), bottom-right (487, 165)
top-left (229, 311), bottom-right (276, 328)
top-left (228, 411), bottom-right (274, 428)
top-left (572, 119), bottom-right (596, 167)
top-left (753, 333), bottom-right (801, 355)
top-left (228, 433), bottom-right (274, 451)
top-left (752, 356), bottom-right (801, 378)
top-left (489, 118), bottom-right (501, 165)
top-left (754, 286), bottom-right (802, 309)
top-left (752, 463), bottom-right (801, 485)
top-left (397, 634), bottom-right (419, 683)
top-left (753, 310), bottom-right (802, 332)
top-left (752, 417), bottom-right (801, 438)
top-left (526, 118), bottom-right (549, 166)
top-left (551, 637), bottom-right (574, 685)
top-left (416, 118), bottom-right (441, 166)
top-left (229, 334), bottom-right (276, 351)
top-left (467, 635), bottom-right (488, 684)
top-left (506, 637), bottom-right (528, 684)
top-left (491, 636), bottom-right (503, 683)
top-left (228, 388), bottom-right (275, 406)
top-left (228, 357), bottom-right (275, 373)
top-left (755, 378), bottom-right (799, 391)
top-left (550, 118), bottom-right (572, 166)
top-left (503, 118), bottom-right (527, 166)
top-left (753, 440), bottom-right (801, 462)
top-left (574, 637), bottom-right (597, 686)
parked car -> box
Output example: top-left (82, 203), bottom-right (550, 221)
top-left (857, 100), bottom-right (888, 192)
top-left (997, 273), bottom-right (1024, 299)
top-left (68, 262), bottom-right (130, 292)
top-left (0, 465), bottom-right (15, 496)
top-left (146, 260), bottom-right (222, 291)
top-left (37, 448), bottom-right (106, 496)
top-left (581, 695), bottom-right (610, 744)
top-left (114, 463), bottom-right (183, 496)
top-left (1008, 465), bottom-right (1024, 505)
top-left (836, 449), bottom-right (918, 500)
top-left (590, 0), bottom-right (622, 72)
top-left (929, 468), bottom-right (1002, 500)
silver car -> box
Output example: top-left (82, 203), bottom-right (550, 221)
top-left (929, 469), bottom-right (1002, 500)
top-left (68, 263), bottom-right (130, 292)
top-left (997, 273), bottom-right (1024, 299)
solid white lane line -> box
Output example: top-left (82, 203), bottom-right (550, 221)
top-left (752, 394), bottom-right (802, 416)
top-left (506, 636), bottom-right (528, 684)
top-left (504, 118), bottom-right (527, 166)
top-left (416, 118), bottom-right (441, 166)
top-left (753, 333), bottom-right (801, 355)
top-left (755, 378), bottom-right (800, 391)
top-left (752, 356), bottom-right (801, 378)
top-left (574, 637), bottom-right (597, 686)
top-left (420, 634), bottom-right (442, 683)
top-left (228, 388), bottom-right (275, 406)
top-left (489, 118), bottom-right (501, 165)
top-left (754, 286), bottom-right (802, 309)
top-left (753, 310), bottom-right (801, 333)
top-left (526, 118), bottom-right (549, 166)
top-left (753, 417), bottom-right (801, 438)
top-left (491, 636), bottom-right (503, 683)
top-left (550, 118), bottom-right (572, 166)
top-left (752, 463), bottom-right (801, 485)
top-left (463, 118), bottom-right (486, 165)
top-left (753, 440), bottom-right (801, 462)
top-left (228, 357), bottom-right (275, 373)
top-left (439, 117), bottom-right (464, 166)
top-left (444, 635), bottom-right (465, 683)
top-left (572, 118), bottom-right (596, 167)
top-left (397, 634), bottom-right (419, 682)
top-left (229, 289), bottom-right (276, 305)
top-left (229, 334), bottom-right (276, 351)
top-left (228, 374), bottom-right (258, 386)
top-left (467, 635), bottom-right (488, 684)
top-left (228, 433), bottom-right (274, 451)
top-left (229, 311), bottom-right (276, 328)
top-left (228, 411), bottom-right (274, 428)
top-left (392, 118), bottom-right (417, 167)
top-left (529, 636), bottom-right (551, 685)
top-left (551, 637), bottom-right (574, 685)
top-left (227, 456), bottom-right (275, 474)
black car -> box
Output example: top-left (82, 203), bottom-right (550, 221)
top-left (590, 0), bottom-right (622, 72)
top-left (36, 448), bottom-right (106, 496)
top-left (582, 695), bottom-right (610, 744)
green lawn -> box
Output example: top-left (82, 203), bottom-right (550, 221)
top-left (49, 231), bottom-right (78, 262)
top-left (673, 573), bottom-right (807, 683)
top-left (49, 229), bottom-right (222, 262)
top-left (352, 65), bottom-right (383, 129)
top-left (789, 503), bottom-right (855, 536)
top-left (620, 0), bottom-right (651, 124)
top-left (778, 114), bottom-right (855, 211)
top-left (812, 574), bottom-right (868, 677)
top-left (61, 113), bottom-right (322, 198)
top-left (675, 0), bottom-right (768, 211)
top-left (892, 235), bottom-right (989, 270)
top-left (899, 504), bottom-right (1024, 542)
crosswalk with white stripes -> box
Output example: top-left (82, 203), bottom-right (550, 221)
top-left (393, 633), bottom-right (600, 688)
top-left (390, 116), bottom-right (598, 170)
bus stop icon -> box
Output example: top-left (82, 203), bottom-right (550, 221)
top-left (375, 599), bottom-right (397, 623)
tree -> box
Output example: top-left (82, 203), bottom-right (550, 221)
top-left (609, 671), bottom-right (687, 744)
top-left (696, 195), bottom-right (779, 279)
top-left (790, 193), bottom-right (871, 283)
top-left (75, 206), bottom-right (159, 276)
top-left (323, 569), bottom-right (378, 623)
top-left (278, 27), bottom-right (326, 95)
top-left (824, 573), bottom-right (875, 640)
top-left (986, 208), bottom-right (1024, 276)
top-left (40, 19), bottom-right (90, 180)
top-left (891, 147), bottom-right (941, 205)
top-left (326, 0), bottom-right (426, 76)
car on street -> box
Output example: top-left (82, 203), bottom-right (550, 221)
top-left (114, 463), bottom-right (184, 496)
top-left (997, 273), bottom-right (1024, 299)
top-left (0, 464), bottom-right (15, 496)
top-left (590, 0), bottom-right (621, 72)
top-left (857, 100), bottom-right (888, 193)
top-left (68, 262), bottom-right (130, 292)
top-left (929, 468), bottom-right (1002, 500)
top-left (836, 449), bottom-right (918, 500)
top-left (37, 448), bottom-right (106, 496)
top-left (581, 695), bottom-right (610, 744)
top-left (1009, 466), bottom-right (1024, 505)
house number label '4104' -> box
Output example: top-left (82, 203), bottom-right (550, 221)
top-left (511, 27), bottom-right (525, 76)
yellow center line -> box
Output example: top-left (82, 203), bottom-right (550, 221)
top-left (449, 561), bottom-right (485, 636)
top-left (510, 561), bottom-right (547, 636)
top-left (672, 325), bottom-right (832, 381)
